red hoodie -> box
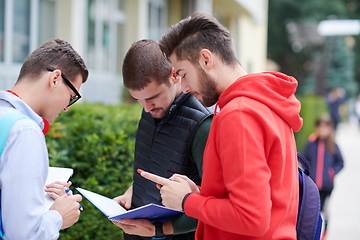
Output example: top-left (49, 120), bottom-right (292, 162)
top-left (184, 72), bottom-right (303, 240)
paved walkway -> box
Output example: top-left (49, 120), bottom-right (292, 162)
top-left (325, 122), bottom-right (360, 240)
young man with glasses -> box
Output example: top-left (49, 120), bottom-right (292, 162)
top-left (112, 39), bottom-right (212, 240)
top-left (0, 38), bottom-right (88, 239)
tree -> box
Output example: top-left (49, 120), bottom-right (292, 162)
top-left (325, 36), bottom-right (357, 96)
top-left (268, 0), bottom-right (360, 96)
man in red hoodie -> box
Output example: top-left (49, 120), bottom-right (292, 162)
top-left (140, 12), bottom-right (303, 240)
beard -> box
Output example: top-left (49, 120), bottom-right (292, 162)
top-left (197, 66), bottom-right (219, 107)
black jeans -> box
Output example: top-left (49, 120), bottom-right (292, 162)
top-left (319, 189), bottom-right (332, 231)
top-left (319, 189), bottom-right (332, 212)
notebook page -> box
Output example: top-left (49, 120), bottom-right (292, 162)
top-left (44, 167), bottom-right (74, 211)
top-left (76, 187), bottom-right (127, 217)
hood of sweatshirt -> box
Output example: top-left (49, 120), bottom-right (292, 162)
top-left (216, 72), bottom-right (303, 132)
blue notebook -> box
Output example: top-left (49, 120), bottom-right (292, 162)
top-left (76, 187), bottom-right (183, 222)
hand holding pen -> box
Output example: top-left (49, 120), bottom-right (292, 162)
top-left (49, 192), bottom-right (83, 229)
top-left (45, 181), bottom-right (72, 200)
top-left (65, 187), bottom-right (83, 211)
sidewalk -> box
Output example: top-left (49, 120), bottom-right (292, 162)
top-left (325, 122), bottom-right (360, 240)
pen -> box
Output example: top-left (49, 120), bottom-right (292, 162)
top-left (65, 187), bottom-right (83, 211)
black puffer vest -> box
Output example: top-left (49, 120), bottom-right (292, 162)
top-left (132, 93), bottom-right (212, 208)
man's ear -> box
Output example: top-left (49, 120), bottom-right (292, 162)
top-left (48, 70), bottom-right (62, 89)
top-left (171, 67), bottom-right (181, 84)
top-left (199, 49), bottom-right (213, 70)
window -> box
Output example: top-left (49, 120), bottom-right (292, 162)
top-left (182, 0), bottom-right (196, 18)
top-left (0, 0), bottom-right (31, 64)
top-left (0, 0), bottom-right (58, 91)
top-left (87, 0), bottom-right (126, 72)
top-left (0, 0), bottom-right (4, 61)
top-left (0, 0), bottom-right (55, 65)
top-left (13, 0), bottom-right (30, 63)
top-left (148, 0), bottom-right (167, 40)
top-left (39, 0), bottom-right (55, 43)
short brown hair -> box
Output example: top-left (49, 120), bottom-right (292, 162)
top-left (159, 12), bottom-right (239, 66)
top-left (17, 38), bottom-right (88, 83)
top-left (122, 39), bottom-right (173, 90)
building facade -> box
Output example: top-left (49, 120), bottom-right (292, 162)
top-left (0, 0), bottom-right (268, 104)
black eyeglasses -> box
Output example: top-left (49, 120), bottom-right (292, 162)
top-left (47, 67), bottom-right (81, 107)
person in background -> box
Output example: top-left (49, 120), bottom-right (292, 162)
top-left (302, 113), bottom-right (344, 240)
top-left (112, 39), bottom-right (212, 240)
top-left (326, 87), bottom-right (346, 131)
top-left (354, 94), bottom-right (360, 130)
top-left (140, 12), bottom-right (303, 240)
top-left (0, 38), bottom-right (88, 239)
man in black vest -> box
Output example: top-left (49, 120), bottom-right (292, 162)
top-left (112, 39), bottom-right (212, 240)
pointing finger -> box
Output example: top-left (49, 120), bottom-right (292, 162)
top-left (137, 169), bottom-right (170, 186)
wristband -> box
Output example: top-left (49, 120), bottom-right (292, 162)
top-left (181, 192), bottom-right (192, 211)
top-left (152, 221), bottom-right (165, 239)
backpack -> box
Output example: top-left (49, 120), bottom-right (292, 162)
top-left (0, 113), bottom-right (30, 239)
top-left (297, 152), bottom-right (323, 240)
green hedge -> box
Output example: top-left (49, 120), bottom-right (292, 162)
top-left (46, 103), bottom-right (142, 240)
top-left (295, 94), bottom-right (328, 152)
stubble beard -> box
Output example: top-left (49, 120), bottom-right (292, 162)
top-left (198, 67), bottom-right (219, 107)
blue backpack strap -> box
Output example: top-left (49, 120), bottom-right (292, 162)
top-left (0, 113), bottom-right (29, 156)
top-left (296, 152), bottom-right (323, 240)
top-left (0, 113), bottom-right (29, 239)
top-left (297, 152), bottom-right (310, 175)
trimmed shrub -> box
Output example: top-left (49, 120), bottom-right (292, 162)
top-left (46, 103), bottom-right (142, 240)
top-left (295, 95), bottom-right (328, 152)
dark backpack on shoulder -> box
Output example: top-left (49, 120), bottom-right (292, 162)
top-left (297, 152), bottom-right (323, 240)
